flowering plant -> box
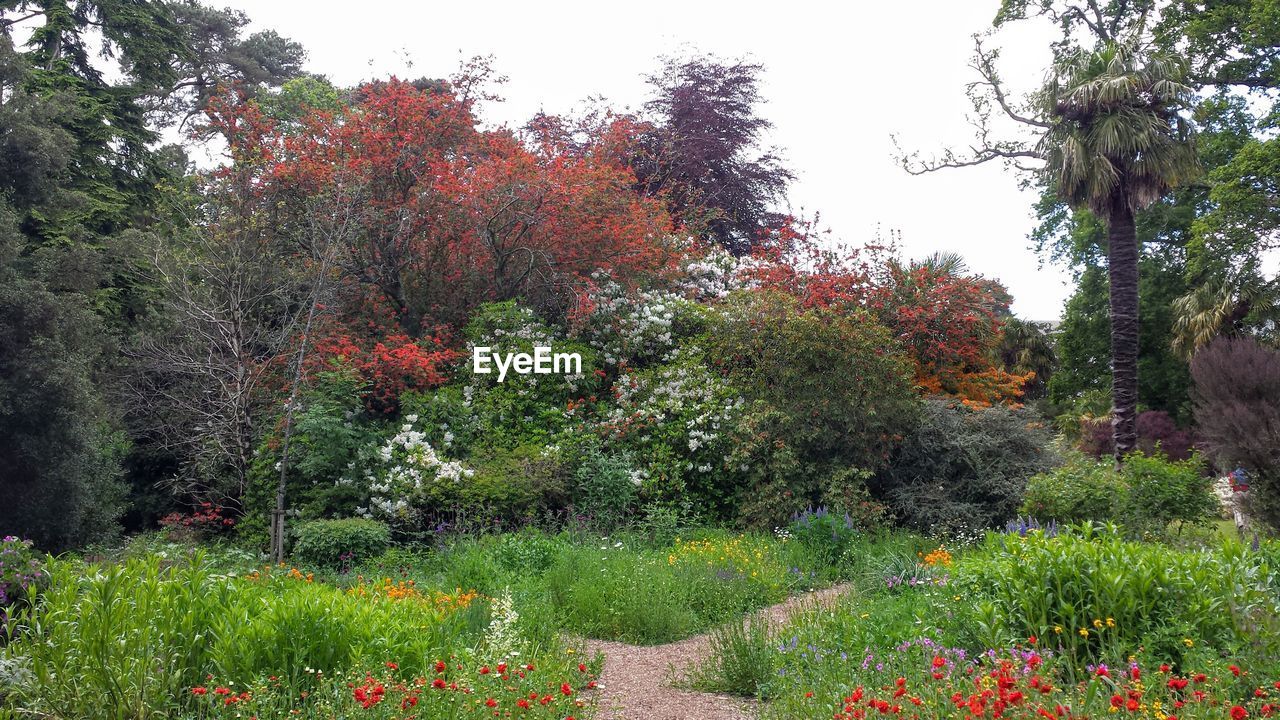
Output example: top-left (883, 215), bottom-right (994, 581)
top-left (595, 348), bottom-right (745, 508)
top-left (0, 536), bottom-right (45, 620)
top-left (350, 417), bottom-right (473, 528)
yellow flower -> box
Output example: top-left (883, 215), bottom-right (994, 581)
top-left (1183, 638), bottom-right (1194, 647)
top-left (1093, 618), bottom-right (1103, 629)
top-left (1106, 617), bottom-right (1116, 628)
top-left (1053, 625), bottom-right (1063, 634)
top-left (1079, 628), bottom-right (1090, 638)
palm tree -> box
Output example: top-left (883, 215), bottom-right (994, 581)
top-left (1038, 42), bottom-right (1200, 462)
top-left (1173, 272), bottom-right (1280, 358)
top-left (997, 317), bottom-right (1057, 398)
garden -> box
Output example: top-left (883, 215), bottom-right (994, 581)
top-left (3, 1), bottom-right (1280, 719)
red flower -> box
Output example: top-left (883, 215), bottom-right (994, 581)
top-left (435, 660), bottom-right (447, 673)
top-left (1233, 706), bottom-right (1249, 720)
top-left (485, 697), bottom-right (497, 707)
top-left (561, 682), bottom-right (573, 696)
top-left (192, 687), bottom-right (208, 696)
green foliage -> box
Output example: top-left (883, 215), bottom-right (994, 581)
top-left (1021, 455), bottom-right (1130, 525)
top-left (570, 444), bottom-right (640, 530)
top-left (786, 507), bottom-right (864, 572)
top-left (708, 291), bottom-right (919, 527)
top-left (291, 519), bottom-right (390, 569)
top-left (542, 536), bottom-right (787, 644)
top-left (0, 213), bottom-right (127, 552)
top-left (0, 537), bottom-right (46, 618)
top-left (957, 525), bottom-right (1276, 670)
top-left (1047, 257), bottom-right (1194, 423)
top-left (1122, 452), bottom-right (1220, 536)
top-left (597, 346), bottom-right (743, 516)
top-left (1021, 452), bottom-right (1218, 536)
top-left (430, 444), bottom-right (571, 527)
top-left (872, 398), bottom-right (1058, 534)
top-left (453, 302), bottom-right (602, 450)
top-left (0, 553), bottom-right (509, 718)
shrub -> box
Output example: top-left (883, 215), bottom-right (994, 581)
top-left (689, 614), bottom-right (776, 698)
top-left (1078, 410), bottom-right (1195, 461)
top-left (708, 291), bottom-right (919, 527)
top-left (571, 444), bottom-right (640, 531)
top-left (872, 398), bottom-right (1058, 534)
top-left (1192, 337), bottom-right (1280, 530)
top-left (452, 445), bottom-right (570, 525)
top-left (568, 277), bottom-right (708, 367)
top-left (1122, 451), bottom-right (1219, 536)
top-left (1021, 452), bottom-right (1218, 535)
top-left (1021, 455), bottom-right (1131, 525)
top-left (596, 348), bottom-right (745, 515)
top-left (455, 301), bottom-right (602, 450)
top-left (292, 519), bottom-right (390, 568)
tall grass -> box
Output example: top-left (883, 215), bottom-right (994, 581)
top-left (687, 614), bottom-right (777, 698)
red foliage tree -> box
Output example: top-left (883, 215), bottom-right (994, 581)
top-left (270, 79), bottom-right (673, 333)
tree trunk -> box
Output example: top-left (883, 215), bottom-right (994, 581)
top-left (1107, 197), bottom-right (1140, 465)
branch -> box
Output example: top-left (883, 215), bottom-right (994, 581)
top-left (969, 36), bottom-right (1052, 129)
top-left (894, 133), bottom-right (1043, 175)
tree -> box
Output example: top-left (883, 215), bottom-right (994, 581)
top-left (151, 1), bottom-right (306, 129)
top-left (277, 78), bottom-right (673, 333)
top-left (1021, 2), bottom-right (1280, 407)
top-left (0, 203), bottom-right (126, 551)
top-left (635, 55), bottom-right (794, 255)
top-left (1041, 45), bottom-right (1202, 456)
top-left (997, 317), bottom-right (1057, 399)
top-left (127, 93), bottom-right (303, 506)
top-left (1049, 252), bottom-right (1194, 421)
top-left (902, 35), bottom-right (1200, 462)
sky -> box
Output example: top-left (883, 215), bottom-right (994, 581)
top-left (221, 1), bottom-right (1075, 321)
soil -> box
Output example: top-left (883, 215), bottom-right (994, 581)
top-left (579, 584), bottom-right (850, 720)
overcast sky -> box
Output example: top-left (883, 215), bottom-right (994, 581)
top-left (222, 1), bottom-right (1074, 321)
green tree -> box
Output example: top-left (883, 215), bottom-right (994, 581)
top-left (902, 37), bottom-right (1200, 461)
top-left (0, 204), bottom-right (126, 550)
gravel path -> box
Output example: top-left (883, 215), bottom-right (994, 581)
top-left (580, 584), bottom-right (850, 720)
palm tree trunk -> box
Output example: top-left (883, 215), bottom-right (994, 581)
top-left (1107, 197), bottom-right (1140, 464)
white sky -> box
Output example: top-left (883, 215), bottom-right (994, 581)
top-left (221, 0), bottom-right (1074, 321)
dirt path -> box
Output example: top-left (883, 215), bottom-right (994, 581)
top-left (580, 584), bottom-right (850, 720)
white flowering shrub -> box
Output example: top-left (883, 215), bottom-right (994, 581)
top-left (350, 416), bottom-right (473, 528)
top-left (570, 275), bottom-right (699, 367)
top-left (595, 348), bottom-right (746, 512)
top-left (670, 240), bottom-right (764, 300)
